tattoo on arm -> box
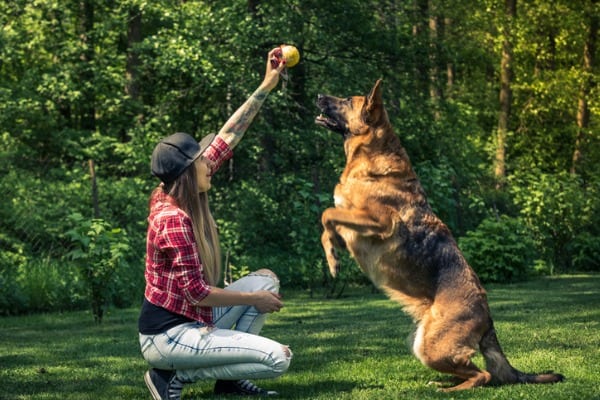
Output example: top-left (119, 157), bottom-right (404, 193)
top-left (252, 91), bottom-right (267, 101)
top-left (218, 88), bottom-right (269, 149)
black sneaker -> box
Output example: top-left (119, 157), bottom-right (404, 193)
top-left (144, 368), bottom-right (184, 400)
top-left (214, 379), bottom-right (278, 396)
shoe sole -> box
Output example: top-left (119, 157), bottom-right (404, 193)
top-left (144, 370), bottom-right (163, 400)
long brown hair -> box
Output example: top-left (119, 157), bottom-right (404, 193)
top-left (159, 158), bottom-right (221, 286)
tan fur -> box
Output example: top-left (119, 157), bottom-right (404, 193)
top-left (315, 80), bottom-right (564, 391)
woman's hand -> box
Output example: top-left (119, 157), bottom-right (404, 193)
top-left (259, 47), bottom-right (287, 92)
top-left (252, 290), bottom-right (284, 314)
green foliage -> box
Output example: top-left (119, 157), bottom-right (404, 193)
top-left (281, 176), bottom-right (329, 289)
top-left (16, 257), bottom-right (86, 314)
top-left (511, 171), bottom-right (600, 273)
top-left (0, 164), bottom-right (146, 315)
top-left (0, 233), bottom-right (28, 315)
top-left (213, 175), bottom-right (324, 289)
top-left (0, 0), bottom-right (599, 314)
top-left (415, 160), bottom-right (460, 232)
top-left (65, 213), bottom-right (130, 323)
top-left (459, 215), bottom-right (538, 283)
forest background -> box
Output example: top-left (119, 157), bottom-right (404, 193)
top-left (1, 0), bottom-right (598, 319)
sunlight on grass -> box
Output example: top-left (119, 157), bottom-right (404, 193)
top-left (1, 275), bottom-right (599, 399)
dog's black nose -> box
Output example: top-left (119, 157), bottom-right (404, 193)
top-left (317, 94), bottom-right (323, 100)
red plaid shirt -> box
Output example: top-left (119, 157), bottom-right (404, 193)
top-left (144, 136), bottom-right (233, 324)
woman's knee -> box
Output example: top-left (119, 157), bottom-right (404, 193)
top-left (251, 269), bottom-right (280, 291)
top-left (271, 344), bottom-right (293, 375)
top-left (253, 268), bottom-right (278, 280)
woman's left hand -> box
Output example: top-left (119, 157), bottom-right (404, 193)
top-left (252, 290), bottom-right (284, 314)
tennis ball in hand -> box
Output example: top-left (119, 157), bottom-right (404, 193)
top-left (280, 45), bottom-right (300, 68)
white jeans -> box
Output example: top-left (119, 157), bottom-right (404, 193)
top-left (139, 271), bottom-right (292, 383)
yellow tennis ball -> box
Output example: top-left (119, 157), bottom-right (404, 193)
top-left (281, 45), bottom-right (300, 68)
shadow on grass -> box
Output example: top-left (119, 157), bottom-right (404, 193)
top-left (262, 275), bottom-right (599, 398)
top-left (1, 275), bottom-right (598, 399)
top-left (189, 379), bottom-right (362, 399)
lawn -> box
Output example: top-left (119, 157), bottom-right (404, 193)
top-left (1, 275), bottom-right (598, 399)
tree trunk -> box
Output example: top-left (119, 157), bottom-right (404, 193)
top-left (247, 0), bottom-right (259, 14)
top-left (124, 4), bottom-right (142, 142)
top-left (445, 17), bottom-right (455, 96)
top-left (413, 0), bottom-right (430, 99)
top-left (428, 1), bottom-right (443, 118)
top-left (77, 0), bottom-right (95, 132)
top-left (494, 0), bottom-right (516, 188)
top-left (571, 4), bottom-right (598, 175)
top-left (89, 159), bottom-right (100, 218)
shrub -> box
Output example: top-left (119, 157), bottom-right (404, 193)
top-left (511, 171), bottom-right (600, 272)
top-left (458, 215), bottom-right (538, 283)
top-left (569, 231), bottom-right (600, 272)
top-left (65, 213), bottom-right (130, 323)
top-left (0, 234), bottom-right (28, 315)
top-left (16, 257), bottom-right (86, 313)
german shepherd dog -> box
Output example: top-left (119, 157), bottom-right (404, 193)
top-left (315, 80), bottom-right (564, 391)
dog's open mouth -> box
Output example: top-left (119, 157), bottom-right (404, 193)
top-left (316, 104), bottom-right (348, 137)
top-left (316, 112), bottom-right (349, 138)
top-left (315, 113), bottom-right (338, 130)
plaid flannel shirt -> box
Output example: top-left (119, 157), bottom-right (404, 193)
top-left (144, 136), bottom-right (233, 324)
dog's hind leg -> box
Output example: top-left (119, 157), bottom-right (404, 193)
top-left (413, 317), bottom-right (492, 391)
top-left (437, 363), bottom-right (492, 392)
top-left (418, 345), bottom-right (491, 391)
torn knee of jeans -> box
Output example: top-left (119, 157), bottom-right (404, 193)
top-left (283, 345), bottom-right (292, 359)
top-left (252, 269), bottom-right (280, 284)
top-left (271, 345), bottom-right (292, 374)
top-left (253, 268), bottom-right (277, 278)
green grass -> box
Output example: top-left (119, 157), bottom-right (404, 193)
top-left (1, 275), bottom-right (599, 399)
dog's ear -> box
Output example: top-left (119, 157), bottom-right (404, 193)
top-left (364, 79), bottom-right (384, 122)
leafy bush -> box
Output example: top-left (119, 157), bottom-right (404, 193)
top-left (569, 231), bottom-right (600, 272)
top-left (458, 215), bottom-right (538, 283)
top-left (0, 243), bottom-right (86, 315)
top-left (415, 160), bottom-right (459, 232)
top-left (0, 234), bottom-right (28, 315)
top-left (16, 258), bottom-right (86, 313)
top-left (65, 213), bottom-right (130, 323)
top-left (511, 171), bottom-right (600, 272)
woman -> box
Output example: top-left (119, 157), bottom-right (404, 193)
top-left (139, 48), bottom-right (291, 400)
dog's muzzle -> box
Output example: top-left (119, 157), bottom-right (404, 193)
top-left (315, 95), bottom-right (348, 137)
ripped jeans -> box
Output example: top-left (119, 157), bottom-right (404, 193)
top-left (139, 270), bottom-right (292, 383)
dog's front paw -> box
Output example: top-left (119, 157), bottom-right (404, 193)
top-left (321, 229), bottom-right (341, 277)
top-left (326, 248), bottom-right (340, 278)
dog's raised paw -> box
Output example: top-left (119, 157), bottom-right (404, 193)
top-left (326, 252), bottom-right (340, 277)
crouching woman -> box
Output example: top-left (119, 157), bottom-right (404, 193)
top-left (138, 48), bottom-right (291, 400)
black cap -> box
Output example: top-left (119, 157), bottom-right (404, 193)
top-left (151, 132), bottom-right (216, 183)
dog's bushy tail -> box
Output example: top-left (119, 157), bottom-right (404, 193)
top-left (480, 323), bottom-right (564, 385)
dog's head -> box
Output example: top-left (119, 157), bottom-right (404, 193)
top-left (315, 79), bottom-right (388, 139)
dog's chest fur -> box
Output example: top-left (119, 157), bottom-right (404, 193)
top-left (333, 175), bottom-right (407, 278)
top-left (331, 145), bottom-right (449, 294)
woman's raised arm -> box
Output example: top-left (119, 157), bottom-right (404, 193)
top-left (216, 48), bottom-right (286, 150)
